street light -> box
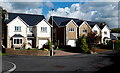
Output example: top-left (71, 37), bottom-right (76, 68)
top-left (51, 8), bottom-right (54, 56)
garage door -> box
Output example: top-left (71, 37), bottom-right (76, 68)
top-left (39, 39), bottom-right (48, 49)
top-left (67, 40), bottom-right (76, 47)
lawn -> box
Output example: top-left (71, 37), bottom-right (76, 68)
top-left (0, 53), bottom-right (8, 55)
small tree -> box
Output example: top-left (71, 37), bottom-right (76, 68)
top-left (48, 40), bottom-right (52, 50)
top-left (80, 35), bottom-right (89, 53)
top-left (87, 32), bottom-right (101, 49)
top-left (115, 40), bottom-right (120, 50)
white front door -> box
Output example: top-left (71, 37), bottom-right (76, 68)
top-left (67, 40), bottom-right (76, 47)
top-left (39, 39), bottom-right (48, 49)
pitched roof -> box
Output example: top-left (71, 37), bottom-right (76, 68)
top-left (12, 34), bottom-right (23, 37)
top-left (6, 13), bottom-right (45, 26)
top-left (110, 33), bottom-right (117, 40)
top-left (60, 20), bottom-right (71, 26)
top-left (87, 21), bottom-right (106, 29)
top-left (87, 21), bottom-right (100, 28)
top-left (51, 16), bottom-right (83, 27)
top-left (111, 33), bottom-right (120, 37)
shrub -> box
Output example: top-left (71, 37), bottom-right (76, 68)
top-left (115, 40), bottom-right (120, 50)
top-left (80, 36), bottom-right (89, 53)
top-left (48, 40), bottom-right (52, 50)
top-left (44, 49), bottom-right (49, 51)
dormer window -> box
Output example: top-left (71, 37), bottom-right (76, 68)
top-left (69, 28), bottom-right (74, 32)
top-left (15, 26), bottom-right (21, 32)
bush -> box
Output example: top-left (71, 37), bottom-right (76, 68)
top-left (44, 49), bottom-right (48, 51)
top-left (80, 36), bottom-right (89, 53)
top-left (48, 40), bottom-right (52, 50)
top-left (115, 40), bottom-right (120, 50)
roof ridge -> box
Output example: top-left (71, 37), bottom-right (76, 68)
top-left (8, 12), bottom-right (44, 16)
top-left (52, 16), bottom-right (81, 20)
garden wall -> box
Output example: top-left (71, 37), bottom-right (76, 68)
top-left (5, 48), bottom-right (50, 56)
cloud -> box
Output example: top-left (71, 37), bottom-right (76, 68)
top-left (0, 0), bottom-right (53, 15)
top-left (45, 2), bottom-right (54, 8)
top-left (47, 2), bottom-right (118, 28)
top-left (25, 8), bottom-right (43, 14)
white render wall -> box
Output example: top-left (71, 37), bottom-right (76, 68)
top-left (7, 17), bottom-right (27, 37)
top-left (92, 25), bottom-right (101, 36)
top-left (36, 19), bottom-right (51, 38)
top-left (101, 25), bottom-right (110, 43)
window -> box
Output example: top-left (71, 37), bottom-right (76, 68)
top-left (41, 27), bottom-right (47, 32)
top-left (94, 30), bottom-right (97, 34)
top-left (104, 31), bottom-right (107, 35)
top-left (15, 26), bottom-right (21, 31)
top-left (69, 28), bottom-right (74, 32)
top-left (29, 27), bottom-right (32, 32)
top-left (14, 39), bottom-right (22, 44)
top-left (83, 29), bottom-right (87, 33)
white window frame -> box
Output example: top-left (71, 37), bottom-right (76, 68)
top-left (41, 27), bottom-right (47, 32)
top-left (15, 26), bottom-right (21, 32)
top-left (94, 30), bottom-right (98, 34)
top-left (69, 28), bottom-right (74, 32)
top-left (13, 37), bottom-right (23, 45)
top-left (83, 29), bottom-right (87, 33)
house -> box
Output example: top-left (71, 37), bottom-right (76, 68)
top-left (5, 13), bottom-right (52, 49)
top-left (99, 24), bottom-right (111, 44)
top-left (77, 21), bottom-right (91, 37)
top-left (87, 21), bottom-right (101, 36)
top-left (110, 33), bottom-right (117, 40)
top-left (49, 16), bottom-right (92, 47)
top-left (87, 21), bottom-right (111, 44)
top-left (49, 16), bottom-right (79, 47)
top-left (111, 33), bottom-right (120, 40)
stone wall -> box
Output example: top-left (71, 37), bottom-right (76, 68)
top-left (5, 48), bottom-right (50, 56)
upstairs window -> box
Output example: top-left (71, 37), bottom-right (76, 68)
top-left (83, 29), bottom-right (87, 33)
top-left (15, 26), bottom-right (21, 32)
top-left (94, 30), bottom-right (98, 34)
top-left (69, 28), bottom-right (74, 32)
top-left (104, 31), bottom-right (107, 35)
top-left (29, 27), bottom-right (32, 32)
top-left (41, 27), bottom-right (47, 32)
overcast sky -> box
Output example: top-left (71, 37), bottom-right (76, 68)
top-left (0, 0), bottom-right (119, 28)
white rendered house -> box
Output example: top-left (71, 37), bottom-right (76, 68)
top-left (6, 13), bottom-right (52, 49)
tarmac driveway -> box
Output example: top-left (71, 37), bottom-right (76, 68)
top-left (2, 50), bottom-right (120, 73)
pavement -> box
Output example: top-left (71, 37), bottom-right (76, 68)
top-left (2, 60), bottom-right (16, 73)
top-left (2, 50), bottom-right (120, 73)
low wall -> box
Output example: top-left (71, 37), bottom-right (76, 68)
top-left (5, 48), bottom-right (50, 56)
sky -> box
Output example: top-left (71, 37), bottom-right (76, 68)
top-left (0, 0), bottom-right (119, 28)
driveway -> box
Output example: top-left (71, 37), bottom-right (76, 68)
top-left (54, 50), bottom-right (80, 56)
top-left (2, 50), bottom-right (120, 73)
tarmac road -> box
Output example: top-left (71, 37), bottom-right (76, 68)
top-left (2, 50), bottom-right (120, 73)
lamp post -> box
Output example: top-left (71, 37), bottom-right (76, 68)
top-left (51, 8), bottom-right (54, 56)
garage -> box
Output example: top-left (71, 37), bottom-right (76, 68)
top-left (39, 39), bottom-right (48, 49)
top-left (67, 40), bottom-right (76, 47)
